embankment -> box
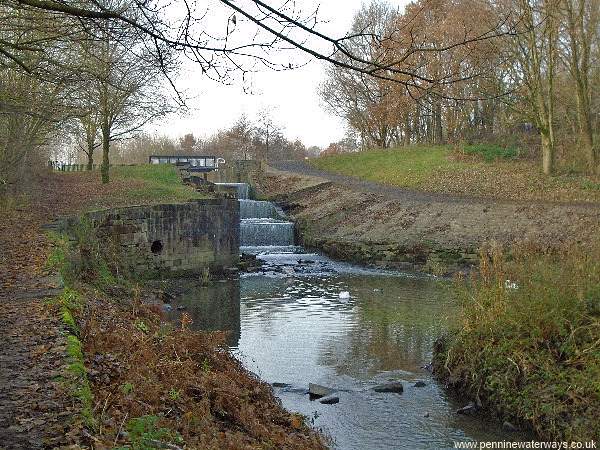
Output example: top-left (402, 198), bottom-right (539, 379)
top-left (258, 164), bottom-right (600, 274)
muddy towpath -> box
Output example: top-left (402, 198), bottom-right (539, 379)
top-left (260, 161), bottom-right (600, 274)
top-left (0, 173), bottom-right (152, 448)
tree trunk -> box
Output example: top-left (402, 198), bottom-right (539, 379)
top-left (541, 132), bottom-right (554, 175)
top-left (433, 102), bottom-right (443, 144)
top-left (575, 87), bottom-right (595, 171)
top-left (404, 113), bottom-right (411, 146)
top-left (86, 149), bottom-right (94, 171)
top-left (101, 121), bottom-right (110, 184)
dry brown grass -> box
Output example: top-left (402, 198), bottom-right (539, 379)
top-left (78, 286), bottom-right (327, 449)
top-left (434, 240), bottom-right (600, 441)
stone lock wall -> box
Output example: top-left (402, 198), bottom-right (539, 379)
top-left (84, 199), bottom-right (239, 276)
top-left (207, 160), bottom-right (261, 185)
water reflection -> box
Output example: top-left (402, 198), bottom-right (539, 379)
top-left (165, 248), bottom-right (531, 449)
top-left (233, 249), bottom-right (532, 449)
top-left (319, 276), bottom-right (454, 378)
top-left (166, 280), bottom-right (241, 347)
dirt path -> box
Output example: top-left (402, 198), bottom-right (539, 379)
top-left (0, 296), bottom-right (74, 449)
top-left (0, 218), bottom-right (73, 448)
top-left (270, 160), bottom-right (600, 208)
top-left (0, 171), bottom-right (171, 449)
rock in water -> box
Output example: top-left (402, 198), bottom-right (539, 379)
top-left (502, 421), bottom-right (518, 432)
top-left (456, 401), bottom-right (477, 415)
top-left (319, 395), bottom-right (340, 404)
top-left (414, 381), bottom-right (427, 387)
top-left (372, 382), bottom-right (404, 393)
top-left (309, 383), bottom-right (335, 398)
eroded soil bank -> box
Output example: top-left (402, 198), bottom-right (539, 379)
top-left (258, 163), bottom-right (600, 274)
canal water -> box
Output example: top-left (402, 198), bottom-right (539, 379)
top-left (166, 196), bottom-right (529, 449)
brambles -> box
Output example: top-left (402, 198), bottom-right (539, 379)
top-left (81, 289), bottom-right (327, 448)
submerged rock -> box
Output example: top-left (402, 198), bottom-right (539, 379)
top-left (421, 363), bottom-right (433, 373)
top-left (272, 382), bottom-right (290, 388)
top-left (414, 381), bottom-right (427, 388)
top-left (319, 394), bottom-right (340, 405)
top-left (456, 401), bottom-right (478, 415)
top-left (309, 383), bottom-right (335, 398)
top-left (372, 382), bottom-right (404, 394)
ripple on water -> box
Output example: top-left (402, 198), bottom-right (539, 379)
top-left (175, 246), bottom-right (533, 449)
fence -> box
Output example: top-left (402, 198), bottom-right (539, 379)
top-left (49, 162), bottom-right (130, 171)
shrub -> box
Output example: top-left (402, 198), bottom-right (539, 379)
top-left (434, 241), bottom-right (600, 440)
top-left (120, 415), bottom-right (183, 450)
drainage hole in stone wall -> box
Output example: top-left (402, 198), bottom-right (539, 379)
top-left (151, 240), bottom-right (163, 254)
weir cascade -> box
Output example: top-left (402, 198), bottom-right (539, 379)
top-left (214, 182), bottom-right (250, 200)
top-left (222, 184), bottom-right (295, 247)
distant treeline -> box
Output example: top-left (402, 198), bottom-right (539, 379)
top-left (88, 114), bottom-right (321, 166)
top-left (320, 0), bottom-right (600, 175)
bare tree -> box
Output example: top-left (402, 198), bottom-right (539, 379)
top-left (501, 0), bottom-right (560, 174)
top-left (2, 0), bottom-right (511, 94)
top-left (179, 133), bottom-right (198, 154)
top-left (560, 0), bottom-right (599, 172)
top-left (73, 1), bottom-right (178, 183)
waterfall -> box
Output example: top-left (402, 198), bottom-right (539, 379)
top-left (214, 182), bottom-right (250, 199)
top-left (239, 200), bottom-right (280, 219)
top-left (213, 181), bottom-right (293, 246)
top-left (237, 197), bottom-right (294, 247)
top-left (241, 219), bottom-right (294, 246)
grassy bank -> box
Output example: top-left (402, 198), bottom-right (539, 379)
top-left (72, 164), bottom-right (207, 208)
top-left (433, 242), bottom-right (600, 440)
top-left (108, 165), bottom-right (206, 203)
top-left (311, 146), bottom-right (600, 203)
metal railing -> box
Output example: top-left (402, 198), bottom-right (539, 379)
top-left (148, 155), bottom-right (223, 170)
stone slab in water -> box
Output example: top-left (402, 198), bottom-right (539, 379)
top-left (319, 394), bottom-right (340, 404)
top-left (309, 383), bottom-right (335, 398)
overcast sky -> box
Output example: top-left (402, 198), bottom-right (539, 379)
top-left (154, 0), bottom-right (409, 148)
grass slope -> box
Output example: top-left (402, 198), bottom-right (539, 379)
top-left (93, 164), bottom-right (206, 205)
top-left (311, 146), bottom-right (600, 203)
top-left (43, 165), bottom-right (208, 213)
